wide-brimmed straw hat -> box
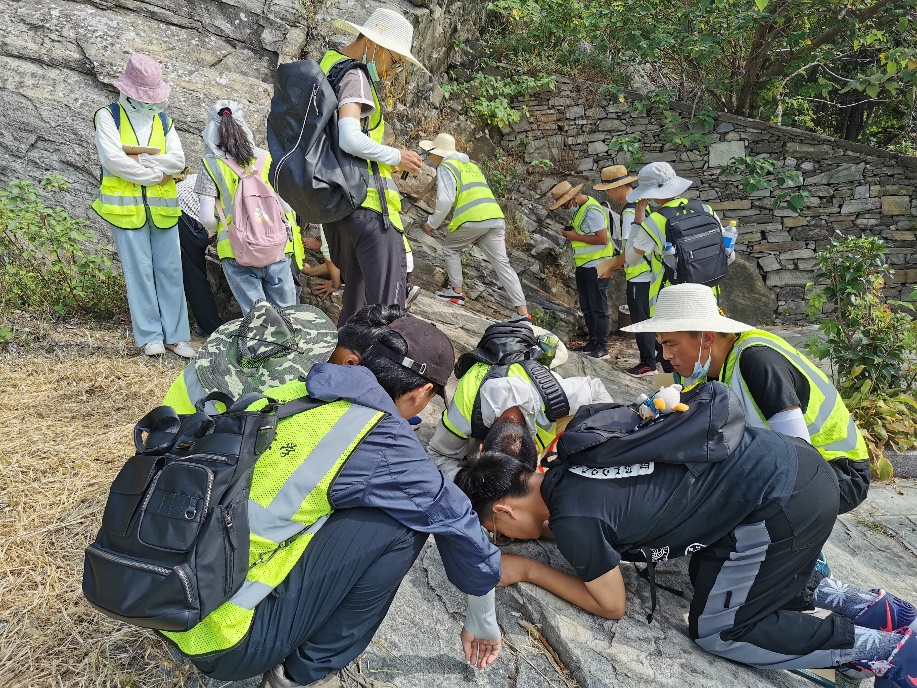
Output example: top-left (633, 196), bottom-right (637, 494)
top-left (114, 54), bottom-right (171, 103)
top-left (548, 181), bottom-right (585, 210)
top-left (195, 301), bottom-right (338, 400)
top-left (622, 284), bottom-right (754, 334)
top-left (419, 132), bottom-right (458, 157)
top-left (626, 162), bottom-right (693, 203)
top-left (332, 7), bottom-right (428, 73)
top-left (594, 164), bottom-right (638, 191)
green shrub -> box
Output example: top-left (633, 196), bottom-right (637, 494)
top-left (805, 234), bottom-right (917, 477)
top-left (0, 175), bottom-right (126, 318)
top-left (441, 70), bottom-right (555, 128)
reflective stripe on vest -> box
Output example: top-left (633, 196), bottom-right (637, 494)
top-left (723, 330), bottom-right (867, 461)
top-left (636, 212), bottom-right (666, 314)
top-left (319, 51), bottom-right (403, 232)
top-left (162, 362), bottom-right (221, 415)
top-left (440, 160), bottom-right (504, 232)
top-left (571, 197), bottom-right (615, 267)
top-left (445, 362), bottom-right (559, 447)
top-left (621, 207), bottom-right (652, 281)
top-left (203, 154), bottom-right (293, 262)
top-left (92, 104), bottom-right (181, 229)
top-left (162, 392), bottom-right (384, 655)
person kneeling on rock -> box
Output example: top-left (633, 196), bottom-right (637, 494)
top-left (455, 394), bottom-right (917, 686)
top-left (162, 317), bottom-right (503, 688)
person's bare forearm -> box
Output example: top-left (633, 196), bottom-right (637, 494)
top-left (523, 558), bottom-right (620, 619)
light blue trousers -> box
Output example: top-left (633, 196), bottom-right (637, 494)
top-left (221, 256), bottom-right (297, 314)
top-left (111, 220), bottom-right (190, 347)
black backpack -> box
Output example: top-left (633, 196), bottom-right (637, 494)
top-left (656, 200), bottom-right (727, 286)
top-left (267, 59), bottom-right (370, 224)
top-left (454, 317), bottom-right (569, 440)
top-left (82, 393), bottom-right (322, 631)
top-left (554, 381), bottom-right (746, 620)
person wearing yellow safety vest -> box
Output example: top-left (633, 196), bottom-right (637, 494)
top-left (161, 318), bottom-right (503, 688)
top-left (196, 100), bottom-right (298, 314)
top-left (548, 181), bottom-right (616, 359)
top-left (426, 322), bottom-right (613, 481)
top-left (623, 283), bottom-right (871, 515)
top-left (591, 165), bottom-right (672, 378)
top-left (420, 132), bottom-right (529, 317)
top-left (91, 53), bottom-right (193, 359)
top-left (610, 163), bottom-right (735, 368)
top-left (162, 300), bottom-right (408, 416)
top-left (319, 8), bottom-right (426, 325)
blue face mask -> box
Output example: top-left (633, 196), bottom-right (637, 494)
top-left (684, 335), bottom-right (712, 386)
top-left (362, 46), bottom-right (380, 82)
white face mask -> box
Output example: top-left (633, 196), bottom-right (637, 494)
top-left (684, 334), bottom-right (712, 386)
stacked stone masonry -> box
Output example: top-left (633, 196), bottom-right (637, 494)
top-left (498, 77), bottom-right (917, 322)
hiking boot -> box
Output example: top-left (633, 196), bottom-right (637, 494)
top-left (143, 340), bottom-right (165, 356)
top-left (873, 622), bottom-right (917, 687)
top-left (435, 287), bottom-right (465, 305)
top-left (166, 341), bottom-right (196, 359)
top-left (405, 284), bottom-right (421, 309)
top-left (627, 363), bottom-right (656, 378)
top-left (587, 347), bottom-right (609, 359)
top-left (260, 664), bottom-right (397, 688)
top-left (854, 590), bottom-right (917, 633)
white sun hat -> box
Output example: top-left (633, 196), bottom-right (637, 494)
top-left (332, 7), bottom-right (428, 73)
top-left (419, 132), bottom-right (459, 157)
top-left (626, 162), bottom-right (693, 203)
top-left (621, 283), bottom-right (755, 334)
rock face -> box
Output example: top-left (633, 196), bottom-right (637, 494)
top-left (0, 0), bottom-right (483, 240)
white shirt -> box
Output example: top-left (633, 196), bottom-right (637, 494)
top-left (93, 94), bottom-right (185, 187)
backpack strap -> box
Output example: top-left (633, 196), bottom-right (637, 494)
top-left (623, 469), bottom-right (696, 622)
top-left (107, 102), bottom-right (121, 131)
top-left (133, 406), bottom-right (182, 454)
top-left (518, 359), bottom-right (570, 422)
top-left (470, 364), bottom-right (510, 440)
top-left (158, 111), bottom-right (171, 134)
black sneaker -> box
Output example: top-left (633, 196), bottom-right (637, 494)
top-left (587, 348), bottom-right (609, 359)
top-left (627, 363), bottom-right (656, 377)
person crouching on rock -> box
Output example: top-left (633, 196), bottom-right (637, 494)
top-left (455, 403), bottom-right (917, 685)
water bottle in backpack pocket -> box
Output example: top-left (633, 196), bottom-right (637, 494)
top-left (217, 153), bottom-right (289, 268)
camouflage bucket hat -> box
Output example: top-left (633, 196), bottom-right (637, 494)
top-left (196, 300), bottom-right (337, 400)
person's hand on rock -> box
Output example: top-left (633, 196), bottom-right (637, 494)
top-left (460, 628), bottom-right (502, 669)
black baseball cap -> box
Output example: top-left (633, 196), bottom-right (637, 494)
top-left (373, 316), bottom-right (454, 400)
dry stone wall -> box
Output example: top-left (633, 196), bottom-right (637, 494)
top-left (499, 77), bottom-right (917, 321)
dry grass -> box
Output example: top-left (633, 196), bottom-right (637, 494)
top-left (0, 319), bottom-right (206, 687)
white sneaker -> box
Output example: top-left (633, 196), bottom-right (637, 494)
top-left (405, 284), bottom-right (421, 309)
top-left (166, 341), bottom-right (196, 359)
top-left (143, 340), bottom-right (165, 356)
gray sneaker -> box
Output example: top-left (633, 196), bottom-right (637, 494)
top-left (435, 287), bottom-right (465, 305)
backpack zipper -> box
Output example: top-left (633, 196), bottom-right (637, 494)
top-left (87, 544), bottom-right (170, 576)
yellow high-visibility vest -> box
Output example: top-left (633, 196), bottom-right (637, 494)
top-left (720, 329), bottom-right (868, 462)
top-left (570, 197), bottom-right (615, 267)
top-left (91, 103), bottom-right (181, 229)
top-left (440, 160), bottom-right (504, 232)
top-left (161, 379), bottom-right (384, 655)
top-left (319, 51), bottom-right (403, 232)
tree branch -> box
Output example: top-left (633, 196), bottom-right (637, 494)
top-left (760, 0), bottom-right (898, 80)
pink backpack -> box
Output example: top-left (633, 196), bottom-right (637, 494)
top-left (216, 153), bottom-right (289, 268)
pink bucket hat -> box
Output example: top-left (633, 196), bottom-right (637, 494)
top-left (114, 54), bottom-right (171, 103)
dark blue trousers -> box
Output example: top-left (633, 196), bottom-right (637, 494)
top-left (191, 508), bottom-right (426, 684)
top-left (575, 265), bottom-right (610, 349)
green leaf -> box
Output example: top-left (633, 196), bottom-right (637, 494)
top-left (754, 0), bottom-right (768, 9)
top-left (876, 455), bottom-right (895, 481)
